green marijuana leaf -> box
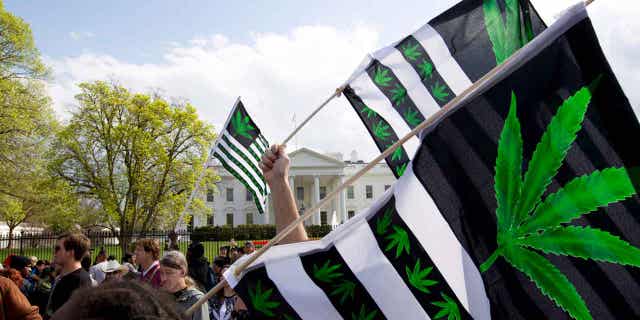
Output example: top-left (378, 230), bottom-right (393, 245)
top-left (248, 280), bottom-right (280, 317)
top-left (231, 110), bottom-right (256, 139)
top-left (401, 42), bottom-right (421, 61)
top-left (390, 83), bottom-right (407, 106)
top-left (405, 259), bottom-right (438, 294)
top-left (283, 314), bottom-right (295, 320)
top-left (431, 293), bottom-right (461, 320)
top-left (418, 59), bottom-right (434, 79)
top-left (351, 305), bottom-right (378, 320)
top-left (374, 66), bottom-right (392, 87)
top-left (403, 108), bottom-right (422, 127)
top-left (312, 260), bottom-right (343, 284)
top-left (395, 162), bottom-right (408, 177)
top-left (385, 225), bottom-right (410, 258)
top-left (389, 144), bottom-right (404, 162)
top-left (360, 105), bottom-right (377, 119)
top-left (372, 121), bottom-right (391, 141)
top-left (376, 207), bottom-right (393, 235)
top-left (483, 0), bottom-right (533, 65)
top-left (481, 85), bottom-right (640, 320)
top-left (431, 82), bottom-right (450, 102)
top-left (330, 280), bottom-right (356, 305)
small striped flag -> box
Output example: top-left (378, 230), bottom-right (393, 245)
top-left (212, 99), bottom-right (270, 214)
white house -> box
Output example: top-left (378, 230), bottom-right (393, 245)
top-left (193, 148), bottom-right (395, 227)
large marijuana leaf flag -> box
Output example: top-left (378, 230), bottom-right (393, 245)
top-left (219, 4), bottom-right (640, 320)
top-left (342, 0), bottom-right (546, 178)
top-left (212, 99), bottom-right (270, 214)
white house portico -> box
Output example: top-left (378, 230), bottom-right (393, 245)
top-left (195, 147), bottom-right (395, 227)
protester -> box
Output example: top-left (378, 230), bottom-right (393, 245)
top-left (211, 258), bottom-right (225, 286)
top-left (166, 230), bottom-right (180, 251)
top-left (101, 260), bottom-right (128, 282)
top-left (50, 280), bottom-right (181, 320)
top-left (218, 246), bottom-right (228, 259)
top-left (92, 247), bottom-right (106, 266)
top-left (135, 238), bottom-right (162, 288)
top-left (80, 254), bottom-right (97, 287)
top-left (259, 144), bottom-right (308, 244)
top-left (34, 261), bottom-right (46, 277)
top-left (243, 242), bottom-right (255, 255)
top-left (0, 268), bottom-right (24, 289)
top-left (228, 247), bottom-right (240, 264)
top-left (159, 251), bottom-right (209, 320)
top-left (209, 266), bottom-right (248, 320)
top-left (31, 267), bottom-right (53, 317)
top-left (89, 248), bottom-right (108, 284)
top-left (187, 242), bottom-right (214, 292)
top-left (9, 256), bottom-right (36, 300)
top-left (0, 275), bottom-right (41, 320)
top-left (45, 233), bottom-right (92, 318)
top-left (121, 252), bottom-right (139, 280)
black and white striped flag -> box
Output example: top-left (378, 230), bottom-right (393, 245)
top-left (212, 99), bottom-right (270, 214)
top-left (224, 4), bottom-right (640, 319)
top-left (343, 0), bottom-right (546, 178)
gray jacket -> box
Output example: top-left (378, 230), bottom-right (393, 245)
top-left (175, 287), bottom-right (210, 320)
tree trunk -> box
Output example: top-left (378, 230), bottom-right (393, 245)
top-left (5, 225), bottom-right (14, 249)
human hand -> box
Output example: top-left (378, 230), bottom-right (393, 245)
top-left (259, 144), bottom-right (290, 186)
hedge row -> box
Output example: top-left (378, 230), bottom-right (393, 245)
top-left (191, 224), bottom-right (333, 242)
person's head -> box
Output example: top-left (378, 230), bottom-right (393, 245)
top-left (123, 252), bottom-right (136, 264)
top-left (36, 260), bottom-right (46, 272)
top-left (50, 280), bottom-right (181, 320)
top-left (135, 238), bottom-right (160, 268)
top-left (94, 248), bottom-right (107, 264)
top-left (102, 260), bottom-right (128, 282)
top-left (229, 247), bottom-right (239, 262)
top-left (219, 246), bottom-right (229, 257)
top-left (107, 255), bottom-right (116, 261)
top-left (212, 258), bottom-right (226, 274)
top-left (168, 230), bottom-right (178, 241)
top-left (29, 256), bottom-right (37, 267)
top-left (54, 233), bottom-right (90, 267)
top-left (187, 242), bottom-right (205, 260)
top-left (81, 254), bottom-right (92, 272)
top-left (159, 251), bottom-right (188, 293)
top-left (9, 256), bottom-right (31, 278)
top-left (244, 241), bottom-right (255, 254)
top-left (0, 268), bottom-right (23, 288)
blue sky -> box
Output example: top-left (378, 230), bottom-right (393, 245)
top-left (5, 0), bottom-right (639, 159)
top-left (7, 0), bottom-right (453, 64)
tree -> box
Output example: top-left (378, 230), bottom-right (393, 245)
top-left (52, 81), bottom-right (217, 251)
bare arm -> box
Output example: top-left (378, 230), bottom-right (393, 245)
top-left (259, 144), bottom-right (308, 244)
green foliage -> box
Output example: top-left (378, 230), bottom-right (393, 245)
top-left (231, 110), bottom-right (256, 139)
top-left (405, 258), bottom-right (438, 294)
top-left (373, 66), bottom-right (392, 87)
top-left (360, 105), bottom-right (377, 119)
top-left (403, 108), bottom-right (421, 127)
top-left (372, 121), bottom-right (391, 141)
top-left (351, 305), bottom-right (378, 320)
top-left (51, 81), bottom-right (217, 241)
top-left (248, 280), bottom-right (280, 317)
top-left (431, 293), bottom-right (462, 320)
top-left (401, 42), bottom-right (421, 61)
top-left (385, 225), bottom-right (410, 258)
top-left (390, 83), bottom-right (407, 106)
top-left (191, 224), bottom-right (332, 242)
top-left (482, 86), bottom-right (640, 320)
top-left (483, 0), bottom-right (526, 65)
top-left (418, 59), bottom-right (434, 79)
top-left (330, 279), bottom-right (356, 305)
top-left (375, 207), bottom-right (393, 236)
top-left (312, 260), bottom-right (344, 284)
top-left (431, 82), bottom-right (450, 102)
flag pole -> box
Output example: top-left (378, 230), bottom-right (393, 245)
top-left (184, 1), bottom-right (593, 315)
top-left (174, 97), bottom-right (241, 232)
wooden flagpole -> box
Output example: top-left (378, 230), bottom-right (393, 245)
top-left (184, 1), bottom-right (594, 316)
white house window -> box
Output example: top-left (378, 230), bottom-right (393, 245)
top-left (296, 187), bottom-right (304, 201)
top-left (226, 188), bottom-right (234, 202)
top-left (347, 186), bottom-right (354, 199)
top-left (246, 189), bottom-right (253, 202)
top-left (366, 185), bottom-right (373, 199)
top-left (348, 210), bottom-right (355, 219)
top-left (320, 211), bottom-right (328, 225)
top-left (246, 213), bottom-right (254, 225)
top-left (320, 186), bottom-right (327, 199)
top-left (207, 213), bottom-right (214, 225)
top-left (226, 213), bottom-right (234, 226)
top-left (207, 189), bottom-right (214, 202)
top-left (384, 185), bottom-right (391, 191)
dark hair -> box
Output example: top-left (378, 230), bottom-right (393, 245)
top-left (135, 239), bottom-right (161, 260)
top-left (107, 255), bottom-right (116, 261)
top-left (212, 257), bottom-right (227, 270)
top-left (55, 280), bottom-right (181, 320)
top-left (0, 269), bottom-right (23, 288)
top-left (123, 252), bottom-right (134, 264)
top-left (81, 254), bottom-right (92, 271)
top-left (36, 260), bottom-right (45, 266)
top-left (188, 242), bottom-right (205, 259)
top-left (57, 233), bottom-right (90, 261)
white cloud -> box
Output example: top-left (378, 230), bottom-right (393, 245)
top-left (48, 24), bottom-right (383, 159)
top-left (48, 1), bottom-right (640, 161)
top-left (68, 31), bottom-right (95, 40)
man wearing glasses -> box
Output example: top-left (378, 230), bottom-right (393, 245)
top-left (46, 233), bottom-right (92, 318)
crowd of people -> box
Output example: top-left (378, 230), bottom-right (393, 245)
top-left (0, 234), bottom-right (256, 320)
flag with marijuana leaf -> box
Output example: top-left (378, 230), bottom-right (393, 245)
top-left (212, 99), bottom-right (270, 214)
top-left (222, 4), bottom-right (640, 320)
top-left (343, 0), bottom-right (546, 178)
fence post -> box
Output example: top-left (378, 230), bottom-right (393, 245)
top-left (18, 232), bottom-right (23, 256)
